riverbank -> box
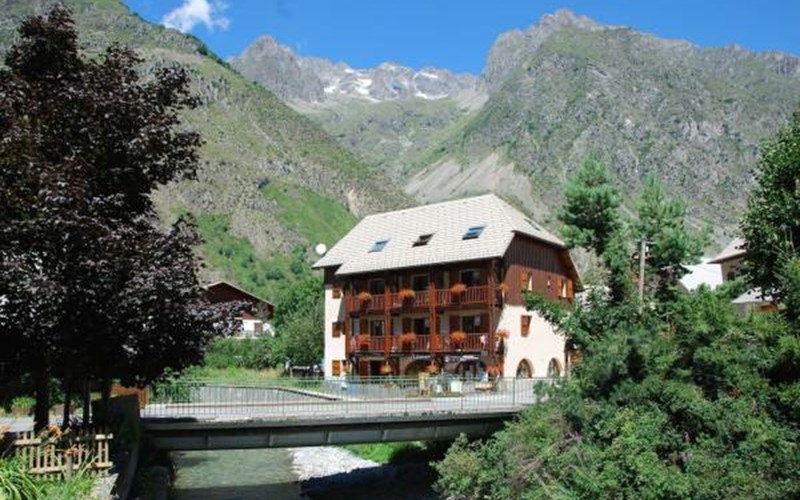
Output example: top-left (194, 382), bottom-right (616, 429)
top-left (291, 445), bottom-right (443, 499)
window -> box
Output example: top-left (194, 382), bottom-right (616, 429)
top-left (547, 358), bottom-right (562, 377)
top-left (413, 317), bottom-right (430, 335)
top-left (332, 284), bottom-right (342, 299)
top-left (519, 271), bottom-right (530, 292)
top-left (462, 315), bottom-right (482, 333)
top-left (462, 226), bottom-right (485, 240)
top-left (332, 321), bottom-right (342, 338)
top-left (411, 274), bottom-right (430, 291)
top-left (332, 360), bottom-right (342, 376)
top-left (369, 279), bottom-right (385, 295)
top-left (413, 233), bottom-right (434, 247)
top-left (370, 240), bottom-right (388, 252)
top-left (370, 319), bottom-right (384, 337)
top-left (521, 315), bottom-right (531, 337)
top-left (460, 269), bottom-right (481, 287)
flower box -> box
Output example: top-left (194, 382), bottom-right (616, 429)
top-left (449, 283), bottom-right (467, 294)
top-left (449, 330), bottom-right (467, 347)
top-left (400, 332), bottom-right (417, 349)
top-left (398, 288), bottom-right (416, 300)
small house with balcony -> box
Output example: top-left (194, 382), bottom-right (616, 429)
top-left (203, 281), bottom-right (275, 337)
top-left (313, 194), bottom-right (580, 378)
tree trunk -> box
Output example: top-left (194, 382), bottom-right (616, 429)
top-left (82, 378), bottom-right (91, 424)
top-left (97, 377), bottom-right (111, 425)
top-left (61, 376), bottom-right (73, 428)
top-left (33, 368), bottom-right (50, 432)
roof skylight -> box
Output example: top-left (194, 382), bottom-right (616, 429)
top-left (462, 226), bottom-right (485, 240)
top-left (413, 234), bottom-right (434, 247)
top-left (369, 240), bottom-right (389, 253)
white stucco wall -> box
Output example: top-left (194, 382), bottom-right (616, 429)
top-left (497, 305), bottom-right (565, 378)
top-left (323, 285), bottom-right (346, 377)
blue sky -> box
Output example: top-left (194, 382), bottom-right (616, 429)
top-left (123, 0), bottom-right (800, 74)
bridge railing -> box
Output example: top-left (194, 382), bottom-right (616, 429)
top-left (142, 376), bottom-right (558, 420)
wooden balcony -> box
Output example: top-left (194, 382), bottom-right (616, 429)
top-left (345, 285), bottom-right (493, 315)
top-left (346, 333), bottom-right (488, 355)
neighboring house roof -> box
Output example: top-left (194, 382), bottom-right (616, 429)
top-left (709, 238), bottom-right (746, 264)
top-left (313, 194), bottom-right (566, 276)
top-left (203, 281), bottom-right (274, 317)
top-left (679, 260), bottom-right (723, 291)
top-left (732, 287), bottom-right (772, 305)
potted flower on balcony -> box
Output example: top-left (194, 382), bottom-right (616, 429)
top-left (400, 332), bottom-right (417, 351)
top-left (496, 329), bottom-right (509, 340)
top-left (358, 336), bottom-right (370, 351)
top-left (449, 282), bottom-right (467, 295)
top-left (449, 330), bottom-right (467, 349)
top-left (357, 291), bottom-right (372, 302)
top-left (398, 288), bottom-right (416, 301)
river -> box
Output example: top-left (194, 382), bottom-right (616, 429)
top-left (170, 447), bottom-right (440, 499)
top-left (171, 449), bottom-right (302, 499)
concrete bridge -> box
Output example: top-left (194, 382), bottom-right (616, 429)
top-left (140, 377), bottom-right (552, 450)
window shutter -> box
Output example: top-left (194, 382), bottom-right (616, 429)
top-left (332, 360), bottom-right (342, 376)
top-left (402, 317), bottom-right (411, 333)
top-left (332, 321), bottom-right (342, 338)
top-left (521, 315), bottom-right (531, 337)
top-left (332, 285), bottom-right (342, 299)
top-left (359, 318), bottom-right (368, 336)
top-left (519, 270), bottom-right (529, 292)
top-left (450, 315), bottom-right (461, 332)
top-left (567, 279), bottom-right (574, 298)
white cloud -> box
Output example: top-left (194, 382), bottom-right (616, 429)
top-left (162, 0), bottom-right (230, 33)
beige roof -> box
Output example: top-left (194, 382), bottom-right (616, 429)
top-left (313, 194), bottom-right (565, 276)
top-left (709, 238), bottom-right (746, 264)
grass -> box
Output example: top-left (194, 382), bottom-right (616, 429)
top-left (0, 457), bottom-right (96, 500)
top-left (195, 213), bottom-right (312, 301)
top-left (343, 442), bottom-right (429, 465)
top-left (261, 182), bottom-right (357, 248)
top-left (181, 366), bottom-right (281, 384)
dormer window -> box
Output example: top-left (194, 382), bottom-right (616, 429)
top-left (370, 240), bottom-right (388, 253)
top-left (462, 226), bottom-right (485, 240)
top-left (413, 233), bottom-right (433, 247)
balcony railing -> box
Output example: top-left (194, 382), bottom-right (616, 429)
top-left (348, 332), bottom-right (489, 354)
top-left (345, 285), bottom-right (492, 315)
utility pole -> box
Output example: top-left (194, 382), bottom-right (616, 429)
top-left (638, 238), bottom-right (647, 307)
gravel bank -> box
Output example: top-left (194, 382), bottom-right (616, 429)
top-left (289, 446), bottom-right (439, 499)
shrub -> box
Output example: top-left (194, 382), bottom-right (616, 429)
top-left (203, 337), bottom-right (272, 370)
top-left (10, 396), bottom-right (35, 417)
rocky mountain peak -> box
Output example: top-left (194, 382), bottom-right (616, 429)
top-left (232, 37), bottom-right (479, 103)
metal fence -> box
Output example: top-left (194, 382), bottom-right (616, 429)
top-left (142, 376), bottom-right (557, 420)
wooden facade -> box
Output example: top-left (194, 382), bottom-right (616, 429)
top-left (325, 235), bottom-right (577, 377)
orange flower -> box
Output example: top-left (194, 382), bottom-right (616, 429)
top-left (398, 288), bottom-right (416, 300)
top-left (449, 331), bottom-right (467, 345)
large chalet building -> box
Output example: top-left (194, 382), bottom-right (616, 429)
top-left (313, 194), bottom-right (580, 378)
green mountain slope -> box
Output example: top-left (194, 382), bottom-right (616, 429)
top-left (0, 0), bottom-right (411, 299)
top-left (235, 9), bottom-right (800, 246)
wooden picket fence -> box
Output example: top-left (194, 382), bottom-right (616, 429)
top-left (10, 426), bottom-right (113, 478)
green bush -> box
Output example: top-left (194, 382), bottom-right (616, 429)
top-left (10, 396), bottom-right (35, 416)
